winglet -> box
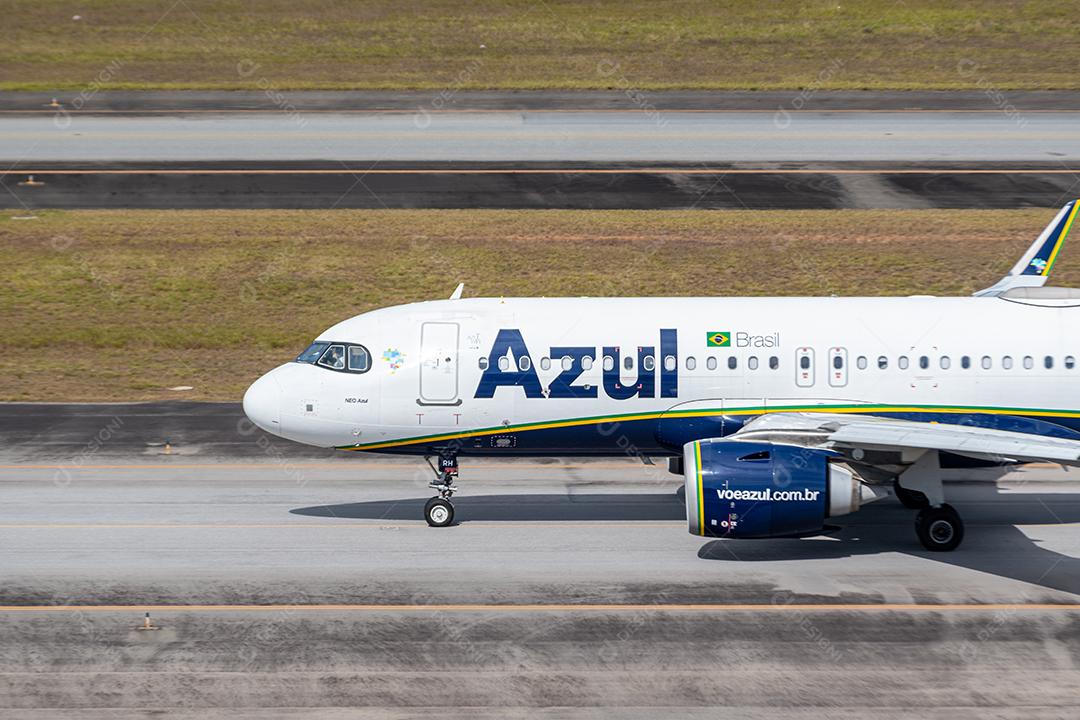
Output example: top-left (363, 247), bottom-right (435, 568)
top-left (975, 200), bottom-right (1080, 296)
top-left (449, 282), bottom-right (465, 300)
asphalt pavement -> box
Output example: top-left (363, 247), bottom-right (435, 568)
top-left (1, 402), bottom-right (1079, 715)
top-left (4, 112), bottom-right (1079, 163)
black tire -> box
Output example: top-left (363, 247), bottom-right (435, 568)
top-left (424, 497), bottom-right (455, 527)
top-left (915, 504), bottom-right (964, 552)
top-left (894, 479), bottom-right (930, 510)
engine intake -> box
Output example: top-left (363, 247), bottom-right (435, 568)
top-left (684, 439), bottom-right (882, 538)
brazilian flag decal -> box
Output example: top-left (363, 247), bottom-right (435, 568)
top-left (706, 331), bottom-right (731, 347)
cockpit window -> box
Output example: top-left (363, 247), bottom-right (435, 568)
top-left (347, 345), bottom-right (370, 372)
top-left (297, 341), bottom-right (372, 373)
top-left (296, 342), bottom-right (329, 364)
top-left (318, 344), bottom-right (346, 370)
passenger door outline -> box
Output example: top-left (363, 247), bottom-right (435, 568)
top-left (419, 321), bottom-right (461, 405)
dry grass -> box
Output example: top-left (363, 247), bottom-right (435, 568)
top-left (3, 1), bottom-right (1080, 90)
top-left (0, 207), bottom-right (1067, 401)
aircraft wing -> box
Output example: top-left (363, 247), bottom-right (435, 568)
top-left (731, 412), bottom-right (1080, 465)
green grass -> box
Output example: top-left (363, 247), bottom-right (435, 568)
top-left (3, 1), bottom-right (1080, 90)
top-left (0, 208), bottom-right (1069, 402)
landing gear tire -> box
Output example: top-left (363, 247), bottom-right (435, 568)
top-left (894, 479), bottom-right (930, 509)
top-left (915, 503), bottom-right (964, 552)
top-left (424, 497), bottom-right (455, 528)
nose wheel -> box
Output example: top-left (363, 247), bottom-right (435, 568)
top-left (424, 453), bottom-right (459, 527)
top-left (424, 497), bottom-right (455, 527)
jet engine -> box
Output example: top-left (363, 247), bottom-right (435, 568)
top-left (684, 439), bottom-right (884, 538)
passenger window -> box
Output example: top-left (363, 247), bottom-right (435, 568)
top-left (479, 357), bottom-right (489, 370)
top-left (748, 356), bottom-right (759, 370)
top-left (664, 355), bottom-right (676, 372)
top-left (1045, 355), bottom-right (1054, 369)
top-left (498, 356), bottom-right (510, 371)
top-left (981, 355), bottom-right (992, 369)
top-left (919, 356), bottom-right (929, 370)
top-left (519, 356), bottom-right (532, 372)
top-left (624, 355), bottom-right (634, 371)
top-left (603, 355), bottom-right (614, 371)
top-left (728, 356), bottom-right (738, 370)
top-left (643, 356), bottom-right (655, 372)
top-left (940, 356), bottom-right (950, 370)
top-left (961, 356), bottom-right (971, 369)
top-left (1002, 356), bottom-right (1013, 370)
top-left (898, 356), bottom-right (909, 370)
top-left (297, 342), bottom-right (329, 364)
top-left (582, 356), bottom-right (593, 371)
top-left (317, 344), bottom-right (346, 370)
top-left (856, 356), bottom-right (867, 370)
top-left (800, 356), bottom-right (810, 370)
top-left (706, 357), bottom-right (717, 371)
top-left (877, 356), bottom-right (888, 370)
top-left (686, 356), bottom-right (697, 371)
top-left (562, 355), bottom-right (573, 371)
top-left (347, 346), bottom-right (370, 372)
top-left (1023, 356), bottom-right (1034, 370)
top-left (833, 355), bottom-right (844, 369)
top-left (541, 356), bottom-right (551, 371)
top-left (1067, 356), bottom-right (1076, 369)
top-left (769, 356), bottom-right (779, 370)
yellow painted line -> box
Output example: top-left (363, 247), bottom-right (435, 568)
top-left (0, 521), bottom-right (685, 529)
top-left (0, 461), bottom-right (641, 471)
top-left (7, 168), bottom-right (1080, 175)
top-left (0, 602), bottom-right (1077, 613)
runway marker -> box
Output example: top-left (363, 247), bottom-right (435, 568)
top-left (1, 602), bottom-right (1077, 613)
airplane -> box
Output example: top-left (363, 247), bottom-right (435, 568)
top-left (244, 201), bottom-right (1080, 552)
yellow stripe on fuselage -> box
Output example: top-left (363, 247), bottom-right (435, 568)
top-left (340, 403), bottom-right (1080, 452)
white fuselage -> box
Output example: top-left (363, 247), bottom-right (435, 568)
top-left (242, 295), bottom-right (1080, 456)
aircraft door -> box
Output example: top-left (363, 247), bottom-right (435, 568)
top-left (419, 321), bottom-right (461, 405)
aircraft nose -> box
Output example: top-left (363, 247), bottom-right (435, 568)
top-left (243, 370), bottom-right (282, 433)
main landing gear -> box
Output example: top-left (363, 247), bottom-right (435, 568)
top-left (424, 454), bottom-right (458, 527)
top-left (895, 451), bottom-right (965, 552)
top-left (914, 504), bottom-right (964, 552)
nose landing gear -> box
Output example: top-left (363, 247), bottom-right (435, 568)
top-left (424, 454), bottom-right (458, 527)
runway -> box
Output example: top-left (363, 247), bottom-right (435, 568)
top-left (5, 112), bottom-right (1080, 163)
top-left (2, 403), bottom-right (1079, 715)
top-left (4, 107), bottom-right (1078, 208)
top-left (4, 161), bottom-right (1078, 210)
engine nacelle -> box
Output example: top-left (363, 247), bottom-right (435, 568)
top-left (684, 439), bottom-right (882, 538)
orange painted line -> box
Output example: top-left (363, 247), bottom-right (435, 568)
top-left (7, 168), bottom-right (1080, 175)
top-left (4, 108), bottom-right (1078, 115)
top-left (0, 602), bottom-right (1076, 612)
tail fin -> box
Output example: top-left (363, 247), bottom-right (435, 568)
top-left (974, 200), bottom-right (1079, 296)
